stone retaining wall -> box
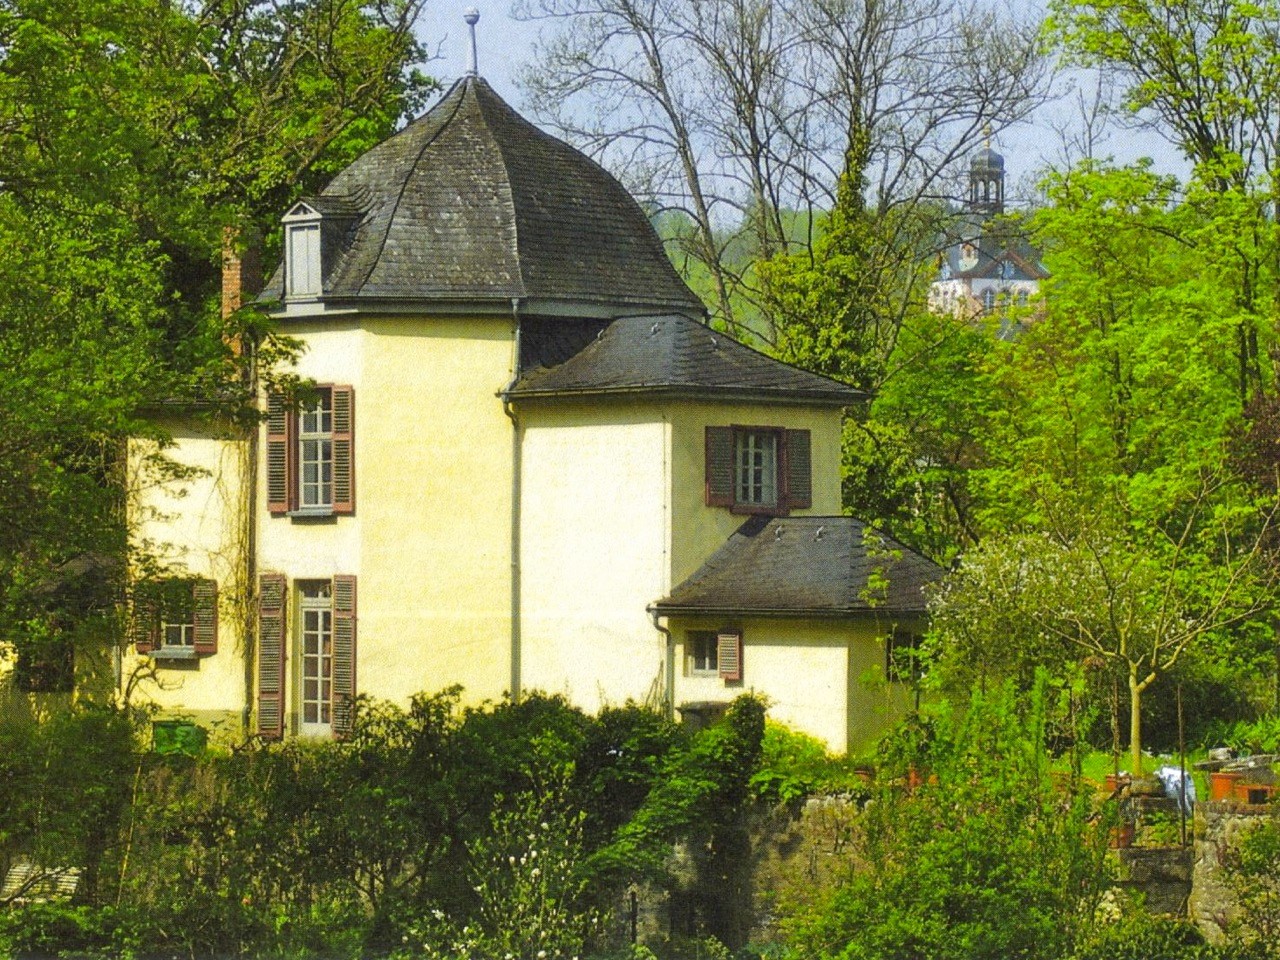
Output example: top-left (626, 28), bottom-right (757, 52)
top-left (1190, 800), bottom-right (1277, 943)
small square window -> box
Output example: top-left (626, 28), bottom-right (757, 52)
top-left (135, 579), bottom-right (217, 659)
top-left (687, 632), bottom-right (718, 675)
top-left (161, 621), bottom-right (195, 654)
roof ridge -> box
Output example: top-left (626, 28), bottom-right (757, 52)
top-left (469, 77), bottom-right (528, 297)
top-left (351, 78), bottom-right (471, 295)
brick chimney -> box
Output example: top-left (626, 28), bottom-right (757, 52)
top-left (221, 226), bottom-right (263, 354)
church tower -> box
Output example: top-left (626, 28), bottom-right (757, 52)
top-left (968, 143), bottom-right (1005, 216)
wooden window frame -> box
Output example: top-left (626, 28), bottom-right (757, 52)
top-left (705, 425), bottom-right (811, 516)
top-left (267, 385), bottom-right (354, 519)
top-left (297, 390), bottom-right (335, 512)
top-left (687, 631), bottom-right (719, 676)
top-left (285, 221), bottom-right (322, 299)
top-left (135, 578), bottom-right (217, 660)
top-left (297, 581), bottom-right (334, 735)
top-left (717, 631), bottom-right (743, 682)
top-left (732, 426), bottom-right (784, 514)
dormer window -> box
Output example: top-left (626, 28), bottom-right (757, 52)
top-left (287, 222), bottom-right (322, 298)
top-left (281, 196), bottom-right (361, 301)
top-left (282, 201), bottom-right (325, 300)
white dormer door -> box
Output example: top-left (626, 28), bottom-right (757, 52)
top-left (287, 222), bottom-right (322, 298)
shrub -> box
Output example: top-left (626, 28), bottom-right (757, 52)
top-left (778, 679), bottom-right (1111, 960)
top-left (749, 723), bottom-right (871, 806)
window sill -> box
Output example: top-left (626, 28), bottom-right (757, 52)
top-left (153, 650), bottom-right (201, 671)
top-left (729, 503), bottom-right (788, 516)
top-left (287, 508), bottom-right (337, 522)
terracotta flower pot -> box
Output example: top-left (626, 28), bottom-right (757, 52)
top-left (1210, 771), bottom-right (1243, 801)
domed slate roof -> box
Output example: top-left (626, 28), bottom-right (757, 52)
top-left (971, 147), bottom-right (1005, 171)
top-left (265, 76), bottom-right (704, 315)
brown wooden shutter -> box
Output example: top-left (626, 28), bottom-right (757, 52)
top-left (133, 587), bottom-right (158, 654)
top-left (705, 426), bottom-right (734, 507)
top-left (331, 574), bottom-right (357, 737)
top-left (331, 386), bottom-right (354, 514)
top-left (192, 579), bottom-right (218, 655)
top-left (717, 632), bottom-right (742, 682)
top-left (785, 429), bottom-right (812, 510)
top-left (266, 392), bottom-right (293, 514)
top-left (257, 573), bottom-right (287, 740)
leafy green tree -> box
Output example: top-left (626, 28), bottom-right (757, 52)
top-left (593, 695), bottom-right (766, 949)
top-left (780, 680), bottom-right (1110, 960)
top-left (0, 0), bottom-right (431, 682)
top-left (840, 305), bottom-right (1004, 560)
top-left (1045, 0), bottom-right (1280, 399)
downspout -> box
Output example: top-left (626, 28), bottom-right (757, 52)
top-left (242, 337), bottom-right (259, 736)
top-left (501, 298), bottom-right (523, 702)
top-left (650, 609), bottom-right (675, 721)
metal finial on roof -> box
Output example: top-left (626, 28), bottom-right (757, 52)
top-left (464, 8), bottom-right (480, 76)
top-left (983, 122), bottom-right (992, 150)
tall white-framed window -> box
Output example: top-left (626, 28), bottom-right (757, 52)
top-left (735, 430), bottom-right (778, 508)
top-left (299, 581), bottom-right (333, 735)
top-left (298, 390), bottom-right (334, 510)
top-left (286, 223), bottom-right (322, 298)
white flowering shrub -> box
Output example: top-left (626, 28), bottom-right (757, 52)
top-left (397, 780), bottom-right (602, 960)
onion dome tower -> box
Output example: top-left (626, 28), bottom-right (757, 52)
top-left (968, 142), bottom-right (1005, 216)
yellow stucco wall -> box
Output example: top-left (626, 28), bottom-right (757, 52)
top-left (258, 314), bottom-right (516, 731)
top-left (126, 422), bottom-right (250, 735)
top-left (515, 396), bottom-right (845, 719)
top-left (667, 402), bottom-right (843, 585)
top-left (125, 312), bottom-right (866, 750)
top-left (671, 617), bottom-right (915, 755)
top-left (519, 403), bottom-right (670, 710)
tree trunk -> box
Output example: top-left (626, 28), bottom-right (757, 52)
top-left (1129, 668), bottom-right (1143, 776)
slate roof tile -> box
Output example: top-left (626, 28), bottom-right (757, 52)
top-left (265, 76), bottom-right (702, 313)
top-left (507, 314), bottom-right (863, 405)
top-left (652, 516), bottom-right (945, 617)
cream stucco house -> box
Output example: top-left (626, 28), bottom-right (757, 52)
top-left (127, 74), bottom-right (942, 754)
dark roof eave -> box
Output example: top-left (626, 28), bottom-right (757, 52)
top-left (647, 603), bottom-right (929, 619)
top-left (503, 385), bottom-right (864, 406)
top-left (266, 292), bottom-right (706, 317)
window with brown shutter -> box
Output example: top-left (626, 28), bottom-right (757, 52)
top-left (257, 573), bottom-right (287, 740)
top-left (785, 429), bottom-right (812, 509)
top-left (192, 580), bottom-right (218, 655)
top-left (704, 425), bottom-right (812, 515)
top-left (134, 579), bottom-right (218, 660)
top-left (266, 386), bottom-right (354, 517)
